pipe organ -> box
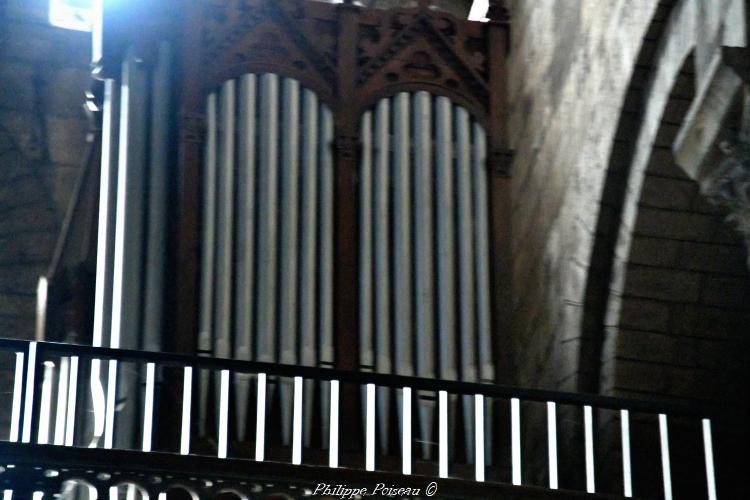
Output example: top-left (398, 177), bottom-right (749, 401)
top-left (46, 0), bottom-right (511, 474)
top-left (200, 74), bottom-right (336, 443)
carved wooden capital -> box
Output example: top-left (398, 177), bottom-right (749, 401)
top-left (335, 134), bottom-right (360, 160)
top-left (179, 112), bottom-right (206, 145)
top-left (488, 147), bottom-right (513, 177)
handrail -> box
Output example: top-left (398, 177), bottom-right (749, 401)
top-left (0, 337), bottom-right (721, 499)
top-left (0, 337), bottom-right (712, 418)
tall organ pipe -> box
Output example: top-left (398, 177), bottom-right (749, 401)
top-left (234, 74), bottom-right (258, 440)
top-left (413, 91), bottom-right (435, 459)
top-left (456, 107), bottom-right (477, 462)
top-left (359, 111), bottom-right (374, 449)
top-left (300, 90), bottom-right (320, 446)
top-left (110, 48), bottom-right (149, 448)
top-left (142, 42), bottom-right (171, 352)
top-left (473, 125), bottom-right (493, 462)
top-left (214, 80), bottom-right (236, 429)
top-left (435, 96), bottom-right (457, 383)
top-left (373, 99), bottom-right (392, 453)
top-left (198, 93), bottom-right (218, 435)
top-left (280, 78), bottom-right (301, 446)
top-left (359, 93), bottom-right (492, 463)
top-left (319, 107), bottom-right (335, 448)
top-left (256, 74), bottom-right (280, 366)
top-left (89, 78), bottom-right (119, 447)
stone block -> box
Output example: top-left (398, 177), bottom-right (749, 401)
top-left (634, 207), bottom-right (716, 241)
top-left (645, 147), bottom-right (684, 178)
top-left (699, 275), bottom-right (750, 308)
top-left (628, 235), bottom-right (679, 266)
top-left (617, 297), bottom-right (670, 331)
top-left (678, 241), bottom-right (747, 273)
top-left (623, 263), bottom-right (702, 302)
top-left (638, 174), bottom-right (696, 210)
top-left (669, 304), bottom-right (749, 339)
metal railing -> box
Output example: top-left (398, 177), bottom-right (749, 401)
top-left (0, 338), bottom-right (719, 499)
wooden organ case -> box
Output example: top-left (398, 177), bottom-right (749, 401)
top-left (77, 0), bottom-right (512, 472)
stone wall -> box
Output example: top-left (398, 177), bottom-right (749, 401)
top-left (505, 0), bottom-right (661, 389)
top-left (0, 0), bottom-right (90, 342)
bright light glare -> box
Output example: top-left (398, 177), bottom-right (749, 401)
top-left (49, 0), bottom-right (94, 32)
top-left (584, 405), bottom-right (595, 493)
top-left (468, 0), bottom-right (489, 22)
top-left (9, 352), bottom-right (24, 442)
top-left (65, 356), bottom-right (79, 446)
top-left (142, 363), bottom-right (155, 452)
top-left (255, 373), bottom-right (267, 461)
top-left (180, 367), bottom-right (193, 455)
top-left (402, 387), bottom-right (412, 475)
top-left (438, 391), bottom-right (448, 478)
top-left (511, 398), bottom-right (521, 485)
top-left (366, 384), bottom-right (376, 471)
top-left (104, 360), bottom-right (118, 449)
top-left (702, 419), bottom-right (717, 500)
top-left (474, 395), bottom-right (485, 482)
top-left (659, 414), bottom-right (673, 500)
top-left (621, 410), bottom-right (632, 497)
top-left (329, 380), bottom-right (340, 468)
top-left (292, 377), bottom-right (304, 465)
top-left (547, 402), bottom-right (558, 489)
top-left (218, 369), bottom-right (229, 458)
top-left (21, 342), bottom-right (37, 443)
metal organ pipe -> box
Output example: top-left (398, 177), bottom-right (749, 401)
top-left (319, 106), bottom-right (335, 449)
top-left (280, 78), bottom-right (301, 446)
top-left (456, 107), bottom-right (477, 462)
top-left (234, 74), bottom-right (257, 440)
top-left (90, 43), bottom-right (176, 450)
top-left (435, 96), bottom-right (457, 383)
top-left (256, 73), bottom-right (280, 366)
top-left (358, 92), bottom-right (492, 466)
top-left (413, 91), bottom-right (435, 460)
top-left (214, 79), bottom-right (236, 429)
top-left (300, 89), bottom-right (319, 446)
top-left (199, 73), bottom-right (335, 452)
top-left (198, 93), bottom-right (217, 436)
top-left (110, 48), bottom-right (149, 449)
top-left (373, 98), bottom-right (392, 454)
top-left (142, 42), bottom-right (172, 352)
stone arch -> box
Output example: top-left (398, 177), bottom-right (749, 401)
top-left (580, 0), bottom-right (698, 396)
top-left (578, 0), bottom-right (749, 497)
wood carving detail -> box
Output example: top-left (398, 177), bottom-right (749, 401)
top-left (197, 0), bottom-right (497, 120)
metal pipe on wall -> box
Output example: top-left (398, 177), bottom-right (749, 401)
top-left (373, 98), bottom-right (392, 454)
top-left (300, 89), bottom-right (320, 447)
top-left (198, 93), bottom-right (217, 436)
top-left (142, 42), bottom-right (172, 353)
top-left (280, 78), bottom-right (301, 446)
top-left (319, 106), bottom-right (335, 448)
top-left (214, 79), bottom-right (236, 433)
top-left (456, 106), bottom-right (477, 462)
top-left (110, 48), bottom-right (149, 448)
top-left (413, 91), bottom-right (435, 460)
top-left (256, 74), bottom-right (280, 366)
top-left (89, 78), bottom-right (119, 448)
top-left (234, 74), bottom-right (258, 440)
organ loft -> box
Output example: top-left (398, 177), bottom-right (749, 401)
top-left (0, 0), bottom-right (747, 499)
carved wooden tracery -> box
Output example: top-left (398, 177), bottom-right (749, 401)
top-left (165, 0), bottom-right (513, 377)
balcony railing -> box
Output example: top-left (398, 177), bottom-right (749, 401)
top-left (0, 338), bottom-right (719, 499)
